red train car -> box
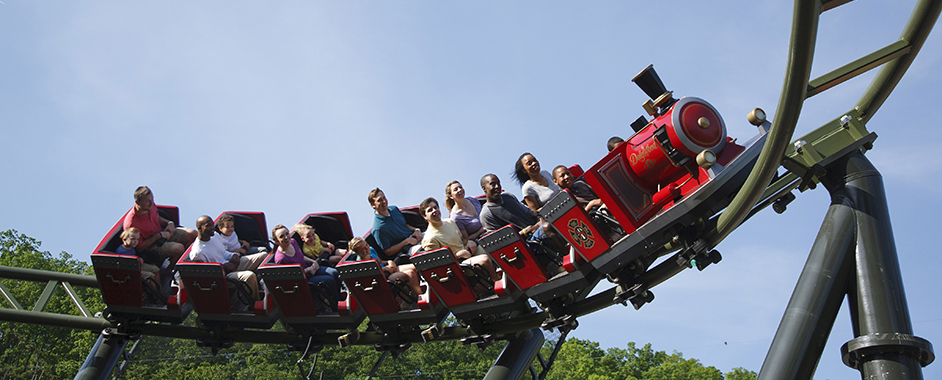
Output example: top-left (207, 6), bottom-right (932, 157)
top-left (175, 212), bottom-right (281, 329)
top-left (258, 212), bottom-right (366, 333)
top-left (91, 205), bottom-right (192, 323)
top-left (543, 65), bottom-right (769, 280)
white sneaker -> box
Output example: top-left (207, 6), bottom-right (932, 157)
top-left (161, 258), bottom-right (171, 269)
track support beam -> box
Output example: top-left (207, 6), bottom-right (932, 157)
top-left (74, 330), bottom-right (129, 380)
top-left (758, 152), bottom-right (932, 380)
top-left (484, 329), bottom-right (545, 380)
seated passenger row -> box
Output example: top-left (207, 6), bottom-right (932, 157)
top-left (93, 161), bottom-right (607, 327)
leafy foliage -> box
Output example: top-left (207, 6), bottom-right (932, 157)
top-left (0, 229), bottom-right (105, 379)
top-left (119, 319), bottom-right (507, 380)
top-left (725, 367), bottom-right (759, 380)
top-left (542, 338), bottom-right (740, 380)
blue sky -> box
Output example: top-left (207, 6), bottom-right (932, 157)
top-left (1, 1), bottom-right (940, 378)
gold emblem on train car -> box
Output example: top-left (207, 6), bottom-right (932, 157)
top-left (567, 219), bottom-right (595, 249)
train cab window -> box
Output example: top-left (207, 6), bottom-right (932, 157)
top-left (599, 155), bottom-right (651, 218)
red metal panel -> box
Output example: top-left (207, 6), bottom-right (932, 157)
top-left (550, 207), bottom-right (613, 262)
top-left (340, 262), bottom-right (400, 315)
top-left (264, 274), bottom-right (317, 318)
top-left (338, 292), bottom-right (357, 316)
top-left (562, 248), bottom-right (587, 273)
top-left (413, 248), bottom-right (478, 308)
top-left (482, 227), bottom-right (548, 291)
top-left (92, 254), bottom-right (144, 308)
top-left (178, 263), bottom-right (233, 315)
top-left (493, 270), bottom-right (514, 297)
top-left (584, 152), bottom-right (645, 234)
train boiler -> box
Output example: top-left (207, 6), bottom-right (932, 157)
top-left (542, 65), bottom-right (771, 290)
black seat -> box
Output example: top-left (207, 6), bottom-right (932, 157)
top-left (401, 210), bottom-right (428, 232)
top-left (304, 215), bottom-right (350, 249)
top-left (102, 229), bottom-right (123, 254)
top-left (225, 213), bottom-right (267, 248)
top-left (363, 234), bottom-right (411, 265)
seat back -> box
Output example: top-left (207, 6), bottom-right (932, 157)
top-left (478, 225), bottom-right (548, 291)
top-left (337, 260), bottom-right (399, 315)
top-left (258, 257), bottom-right (318, 318)
top-left (176, 262), bottom-right (233, 315)
top-left (539, 190), bottom-right (614, 262)
top-left (99, 227), bottom-right (124, 255)
top-left (302, 214), bottom-right (352, 248)
top-left (92, 254), bottom-right (144, 308)
top-left (569, 164), bottom-right (585, 178)
top-left (399, 207), bottom-right (428, 232)
top-left (412, 248), bottom-right (478, 308)
top-left (219, 212), bottom-right (269, 248)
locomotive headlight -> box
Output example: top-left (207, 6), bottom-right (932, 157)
top-left (747, 108), bottom-right (767, 126)
top-left (696, 149), bottom-right (716, 168)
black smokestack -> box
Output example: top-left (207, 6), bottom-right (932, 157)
top-left (632, 64), bottom-right (669, 101)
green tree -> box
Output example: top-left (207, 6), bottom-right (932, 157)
top-left (642, 353), bottom-right (723, 380)
top-left (725, 367), bottom-right (758, 380)
top-left (0, 229), bottom-right (105, 379)
top-left (544, 338), bottom-right (739, 380)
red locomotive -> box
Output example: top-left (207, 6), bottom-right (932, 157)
top-left (541, 65), bottom-right (768, 294)
top-left (584, 65), bottom-right (742, 235)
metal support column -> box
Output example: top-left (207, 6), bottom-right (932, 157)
top-left (74, 331), bottom-right (129, 380)
top-left (758, 152), bottom-right (932, 380)
top-left (838, 152), bottom-right (933, 378)
top-left (757, 162), bottom-right (857, 379)
top-left (484, 329), bottom-right (545, 380)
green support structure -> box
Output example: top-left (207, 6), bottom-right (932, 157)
top-left (759, 151), bottom-right (934, 379)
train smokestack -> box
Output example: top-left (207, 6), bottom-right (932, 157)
top-left (632, 64), bottom-right (676, 109)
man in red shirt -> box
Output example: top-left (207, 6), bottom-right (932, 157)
top-left (122, 186), bottom-right (197, 268)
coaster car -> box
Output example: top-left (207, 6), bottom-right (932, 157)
top-left (336, 258), bottom-right (447, 332)
top-left (477, 225), bottom-right (598, 301)
top-left (575, 119), bottom-right (767, 277)
top-left (411, 247), bottom-right (528, 324)
top-left (175, 212), bottom-right (280, 329)
top-left (258, 253), bottom-right (365, 332)
top-left (91, 205), bottom-right (191, 323)
top-left (258, 212), bottom-right (365, 333)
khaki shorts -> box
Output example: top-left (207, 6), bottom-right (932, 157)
top-left (141, 263), bottom-right (159, 280)
top-left (151, 227), bottom-right (191, 259)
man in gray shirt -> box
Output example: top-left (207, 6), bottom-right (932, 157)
top-left (479, 173), bottom-right (549, 239)
top-left (479, 173), bottom-right (566, 273)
